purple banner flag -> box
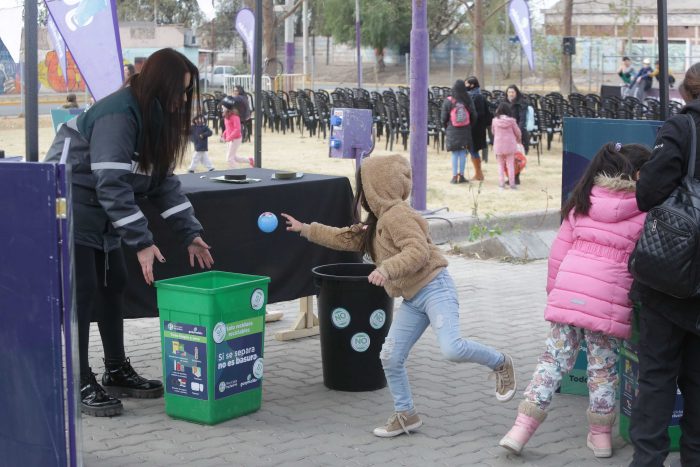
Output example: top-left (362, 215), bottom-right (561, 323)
top-left (44, 0), bottom-right (124, 100)
top-left (235, 8), bottom-right (255, 74)
top-left (46, 16), bottom-right (68, 85)
top-left (508, 0), bottom-right (535, 71)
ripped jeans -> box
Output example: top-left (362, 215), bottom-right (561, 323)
top-left (380, 269), bottom-right (504, 412)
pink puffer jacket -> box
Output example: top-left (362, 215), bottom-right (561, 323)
top-left (545, 175), bottom-right (645, 339)
top-left (491, 115), bottom-right (521, 155)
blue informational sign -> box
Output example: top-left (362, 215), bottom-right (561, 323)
top-left (163, 322), bottom-right (208, 400)
top-left (562, 118), bottom-right (663, 206)
top-left (214, 317), bottom-right (264, 399)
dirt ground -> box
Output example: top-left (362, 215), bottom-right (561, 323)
top-left (0, 114), bottom-right (563, 216)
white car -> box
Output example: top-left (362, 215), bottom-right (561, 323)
top-left (199, 65), bottom-right (238, 88)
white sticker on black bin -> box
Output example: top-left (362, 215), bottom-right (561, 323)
top-left (331, 307), bottom-right (351, 328)
top-left (369, 309), bottom-right (386, 329)
top-left (351, 332), bottom-right (370, 352)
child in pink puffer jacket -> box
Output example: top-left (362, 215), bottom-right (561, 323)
top-left (499, 142), bottom-right (651, 459)
top-left (491, 102), bottom-right (522, 189)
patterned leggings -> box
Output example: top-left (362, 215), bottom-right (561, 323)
top-left (524, 322), bottom-right (620, 415)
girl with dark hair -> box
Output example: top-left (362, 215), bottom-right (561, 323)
top-left (466, 76), bottom-right (493, 180)
top-left (629, 62), bottom-right (700, 467)
top-left (441, 79), bottom-right (477, 184)
top-left (221, 96), bottom-right (254, 168)
top-left (491, 102), bottom-right (521, 189)
top-left (281, 155), bottom-right (516, 438)
top-left (44, 48), bottom-right (215, 417)
top-left (499, 142), bottom-right (651, 458)
top-left (506, 84), bottom-right (529, 155)
top-left (232, 85), bottom-right (252, 142)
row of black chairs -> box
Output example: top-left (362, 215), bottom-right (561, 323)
top-left (201, 87), bottom-right (683, 161)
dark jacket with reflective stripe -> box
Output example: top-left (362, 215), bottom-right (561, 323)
top-left (44, 87), bottom-right (203, 252)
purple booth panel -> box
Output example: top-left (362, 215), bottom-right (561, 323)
top-left (329, 108), bottom-right (374, 161)
top-left (0, 161), bottom-right (79, 466)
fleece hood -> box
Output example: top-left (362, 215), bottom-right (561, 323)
top-left (587, 174), bottom-right (640, 224)
top-left (360, 155), bottom-right (412, 217)
top-left (492, 115), bottom-right (517, 130)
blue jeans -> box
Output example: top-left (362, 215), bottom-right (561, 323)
top-left (379, 269), bottom-right (504, 412)
top-left (451, 150), bottom-right (467, 176)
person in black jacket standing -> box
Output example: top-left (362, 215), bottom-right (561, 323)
top-left (45, 48), bottom-right (215, 417)
top-left (187, 115), bottom-right (215, 173)
top-left (441, 79), bottom-right (477, 184)
top-left (629, 63), bottom-right (700, 467)
top-left (466, 77), bottom-right (492, 181)
top-left (506, 84), bottom-right (529, 156)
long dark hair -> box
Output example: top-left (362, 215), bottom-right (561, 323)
top-left (351, 167), bottom-right (378, 260)
top-left (563, 142), bottom-right (651, 217)
top-left (495, 102), bottom-right (512, 118)
top-left (506, 84), bottom-right (523, 102)
top-left (127, 48), bottom-right (200, 177)
top-left (451, 79), bottom-right (471, 105)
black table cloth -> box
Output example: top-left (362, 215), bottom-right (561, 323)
top-left (122, 168), bottom-right (359, 318)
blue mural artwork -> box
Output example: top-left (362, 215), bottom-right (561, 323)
top-left (0, 37), bottom-right (18, 94)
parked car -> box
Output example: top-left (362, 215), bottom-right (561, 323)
top-left (199, 65), bottom-right (238, 88)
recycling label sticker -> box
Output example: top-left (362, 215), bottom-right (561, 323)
top-left (331, 307), bottom-right (351, 329)
top-left (369, 309), bottom-right (386, 329)
top-left (250, 288), bottom-right (265, 310)
top-left (351, 332), bottom-right (370, 352)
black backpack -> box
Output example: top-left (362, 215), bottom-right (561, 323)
top-left (629, 114), bottom-right (700, 298)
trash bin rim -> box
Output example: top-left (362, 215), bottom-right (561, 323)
top-left (311, 263), bottom-right (376, 282)
top-left (155, 270), bottom-right (271, 294)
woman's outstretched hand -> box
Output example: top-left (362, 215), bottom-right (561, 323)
top-left (188, 236), bottom-right (214, 269)
top-left (137, 244), bottom-right (165, 285)
top-left (281, 213), bottom-right (302, 232)
top-left (368, 269), bottom-right (387, 287)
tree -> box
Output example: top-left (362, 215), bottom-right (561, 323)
top-left (313, 0), bottom-right (468, 70)
top-left (116, 0), bottom-right (203, 26)
top-left (459, 0), bottom-right (512, 85)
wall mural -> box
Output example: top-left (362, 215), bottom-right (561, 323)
top-left (39, 50), bottom-right (86, 93)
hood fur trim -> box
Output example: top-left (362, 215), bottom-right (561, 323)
top-left (594, 174), bottom-right (636, 192)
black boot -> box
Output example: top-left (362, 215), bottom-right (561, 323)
top-left (102, 357), bottom-right (164, 399)
top-left (81, 371), bottom-right (123, 417)
top-left (515, 173), bottom-right (521, 185)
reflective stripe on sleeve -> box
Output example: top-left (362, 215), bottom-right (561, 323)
top-left (91, 162), bottom-right (133, 171)
top-left (112, 210), bottom-right (145, 228)
top-left (161, 201), bottom-right (192, 219)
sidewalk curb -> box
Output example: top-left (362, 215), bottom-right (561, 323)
top-left (426, 209), bottom-right (560, 245)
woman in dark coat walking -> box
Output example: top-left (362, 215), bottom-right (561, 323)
top-left (441, 79), bottom-right (477, 184)
top-left (467, 76), bottom-right (492, 181)
top-left (506, 84), bottom-right (529, 155)
top-left (628, 63), bottom-right (700, 467)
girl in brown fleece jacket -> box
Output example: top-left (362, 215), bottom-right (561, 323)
top-left (282, 154), bottom-right (516, 438)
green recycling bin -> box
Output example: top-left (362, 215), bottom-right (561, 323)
top-left (155, 271), bottom-right (270, 425)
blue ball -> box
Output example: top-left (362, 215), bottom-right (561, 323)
top-left (257, 212), bottom-right (278, 233)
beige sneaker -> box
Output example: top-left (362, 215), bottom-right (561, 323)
top-left (372, 411), bottom-right (423, 438)
top-left (491, 354), bottom-right (516, 402)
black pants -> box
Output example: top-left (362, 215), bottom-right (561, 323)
top-left (75, 244), bottom-right (127, 377)
top-left (630, 305), bottom-right (700, 467)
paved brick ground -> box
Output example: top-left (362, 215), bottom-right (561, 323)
top-left (81, 255), bottom-right (680, 466)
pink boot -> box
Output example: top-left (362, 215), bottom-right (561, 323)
top-left (586, 410), bottom-right (615, 458)
top-left (499, 401), bottom-right (547, 455)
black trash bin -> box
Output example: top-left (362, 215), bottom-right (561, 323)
top-left (312, 263), bottom-right (394, 391)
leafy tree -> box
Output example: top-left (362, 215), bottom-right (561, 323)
top-left (116, 0), bottom-right (203, 26)
top-left (313, 0), bottom-right (468, 69)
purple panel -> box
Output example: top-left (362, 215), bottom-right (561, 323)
top-left (285, 42), bottom-right (295, 74)
top-left (0, 162), bottom-right (70, 465)
top-left (328, 108), bottom-right (373, 160)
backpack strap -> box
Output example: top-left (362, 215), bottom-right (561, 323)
top-left (687, 113), bottom-right (697, 179)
